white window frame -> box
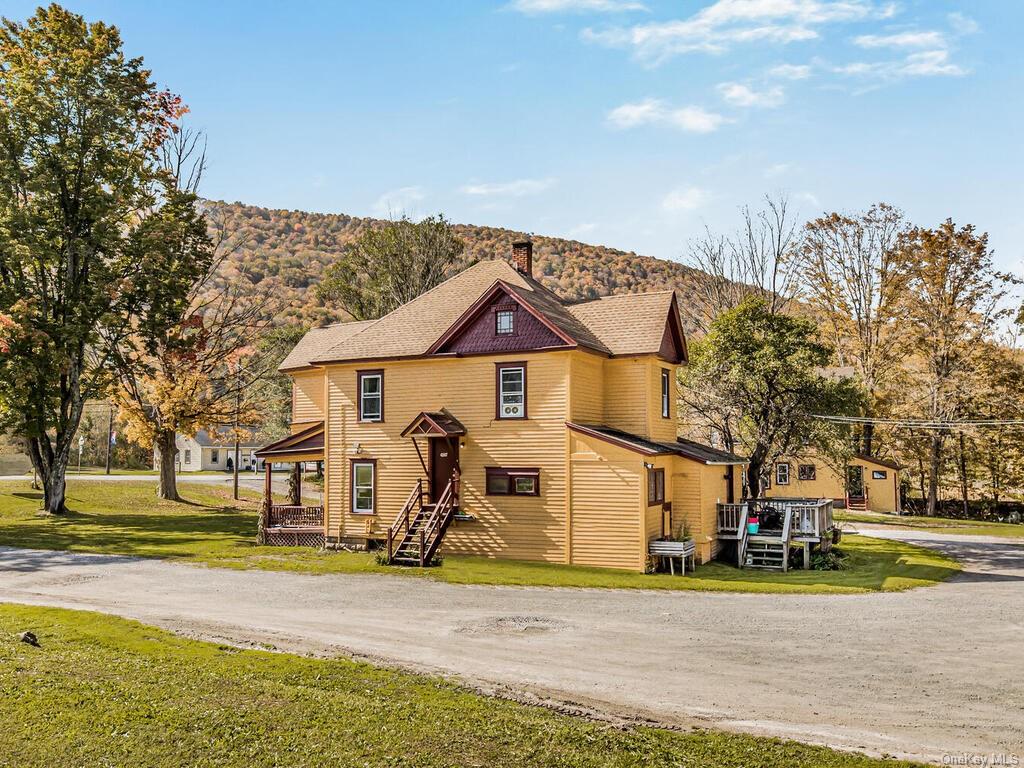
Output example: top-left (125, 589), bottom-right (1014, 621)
top-left (496, 309), bottom-right (515, 335)
top-left (775, 462), bottom-right (790, 486)
top-left (661, 369), bottom-right (671, 418)
top-left (184, 449), bottom-right (191, 465)
top-left (358, 372), bottom-right (383, 422)
top-left (351, 461), bottom-right (375, 514)
top-left (497, 364), bottom-right (526, 419)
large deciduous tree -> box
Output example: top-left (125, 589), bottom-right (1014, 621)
top-left (900, 221), bottom-right (1012, 515)
top-left (0, 5), bottom-right (187, 513)
top-left (317, 214), bottom-right (465, 320)
top-left (800, 203), bottom-right (910, 455)
top-left (113, 130), bottom-right (272, 501)
top-left (681, 297), bottom-right (863, 499)
top-left (685, 194), bottom-right (802, 333)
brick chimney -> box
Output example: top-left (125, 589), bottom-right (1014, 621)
top-left (511, 240), bottom-right (533, 276)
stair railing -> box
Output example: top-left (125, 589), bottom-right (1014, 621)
top-left (780, 505), bottom-right (794, 573)
top-left (387, 479), bottom-right (423, 563)
top-left (418, 471), bottom-right (459, 566)
top-left (736, 503), bottom-right (750, 567)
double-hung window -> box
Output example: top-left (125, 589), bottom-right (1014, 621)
top-left (798, 463), bottom-right (816, 481)
top-left (358, 370), bottom-right (383, 422)
top-left (351, 460), bottom-right (376, 514)
top-left (210, 449), bottom-right (219, 464)
top-left (776, 462), bottom-right (790, 486)
top-left (647, 468), bottom-right (665, 506)
top-left (496, 363), bottom-right (526, 419)
top-left (661, 369), bottom-right (671, 418)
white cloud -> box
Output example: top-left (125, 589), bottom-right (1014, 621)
top-left (372, 186), bottom-right (425, 217)
top-left (607, 98), bottom-right (728, 133)
top-left (460, 177), bottom-right (556, 197)
top-left (567, 222), bottom-right (599, 238)
top-left (763, 163), bottom-right (791, 178)
top-left (836, 48), bottom-right (966, 79)
top-left (661, 185), bottom-right (711, 212)
top-left (947, 12), bottom-right (979, 36)
top-left (768, 63), bottom-right (812, 79)
top-left (854, 30), bottom-right (946, 49)
top-left (582, 0), bottom-right (888, 64)
top-left (718, 81), bottom-right (786, 107)
top-left (509, 0), bottom-right (646, 13)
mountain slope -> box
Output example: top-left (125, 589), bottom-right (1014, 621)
top-left (205, 201), bottom-right (711, 333)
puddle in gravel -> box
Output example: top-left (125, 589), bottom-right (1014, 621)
top-left (454, 615), bottom-right (571, 636)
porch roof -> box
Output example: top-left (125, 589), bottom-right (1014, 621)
top-left (401, 411), bottom-right (467, 438)
top-left (567, 423), bottom-right (747, 465)
top-left (255, 421), bottom-right (325, 461)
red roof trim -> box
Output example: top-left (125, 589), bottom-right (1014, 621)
top-left (565, 422), bottom-right (672, 456)
top-left (426, 280), bottom-right (578, 356)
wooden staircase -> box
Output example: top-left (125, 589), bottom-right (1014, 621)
top-left (745, 539), bottom-right (787, 569)
top-left (846, 490), bottom-right (868, 511)
top-left (385, 474), bottom-right (459, 566)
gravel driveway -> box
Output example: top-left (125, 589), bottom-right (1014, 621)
top-left (1, 528), bottom-right (1021, 764)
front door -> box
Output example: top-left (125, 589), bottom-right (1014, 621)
top-left (429, 437), bottom-right (459, 503)
top-left (847, 465), bottom-right (865, 497)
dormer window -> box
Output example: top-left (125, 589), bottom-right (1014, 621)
top-left (496, 308), bottom-right (515, 335)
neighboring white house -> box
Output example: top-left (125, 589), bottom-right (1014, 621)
top-left (154, 427), bottom-right (265, 473)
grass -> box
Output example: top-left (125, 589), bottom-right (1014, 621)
top-left (836, 508), bottom-right (1024, 539)
top-left (0, 603), bottom-right (922, 768)
top-left (0, 480), bottom-right (960, 594)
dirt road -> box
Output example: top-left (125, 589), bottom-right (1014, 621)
top-left (1, 530), bottom-right (1021, 764)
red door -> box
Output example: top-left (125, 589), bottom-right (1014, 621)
top-left (429, 438), bottom-right (458, 502)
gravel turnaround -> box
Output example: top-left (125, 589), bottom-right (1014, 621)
top-left (1, 528), bottom-right (1021, 764)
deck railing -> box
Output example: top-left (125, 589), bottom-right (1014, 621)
top-left (267, 504), bottom-right (324, 528)
top-left (717, 503), bottom-right (746, 533)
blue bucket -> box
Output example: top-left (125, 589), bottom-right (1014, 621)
top-left (747, 521), bottom-right (759, 535)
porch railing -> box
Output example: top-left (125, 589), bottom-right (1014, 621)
top-left (267, 504), bottom-right (324, 528)
top-left (717, 503), bottom-right (746, 533)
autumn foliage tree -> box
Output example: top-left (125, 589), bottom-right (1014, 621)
top-left (114, 129), bottom-right (272, 501)
top-left (0, 5), bottom-right (190, 513)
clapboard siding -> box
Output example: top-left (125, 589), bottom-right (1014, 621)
top-left (568, 431), bottom-right (642, 569)
top-left (291, 369), bottom-right (326, 429)
top-left (569, 352), bottom-right (604, 424)
top-left (325, 351), bottom-right (571, 562)
top-left (648, 360), bottom-right (679, 442)
top-left (603, 357), bottom-right (648, 436)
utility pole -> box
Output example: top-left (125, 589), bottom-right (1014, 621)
top-left (104, 402), bottom-right (114, 475)
top-left (232, 364), bottom-right (241, 501)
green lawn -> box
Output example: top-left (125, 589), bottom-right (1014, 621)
top-left (836, 508), bottom-right (1024, 539)
top-left (0, 603), bottom-right (921, 768)
top-left (0, 480), bottom-right (959, 594)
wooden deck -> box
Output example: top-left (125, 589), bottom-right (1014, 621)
top-left (717, 498), bottom-right (834, 571)
top-left (263, 504), bottom-right (325, 547)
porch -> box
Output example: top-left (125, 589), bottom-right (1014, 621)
top-left (254, 422), bottom-right (326, 547)
top-left (717, 498), bottom-right (835, 571)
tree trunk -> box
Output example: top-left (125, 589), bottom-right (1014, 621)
top-left (288, 463), bottom-right (301, 506)
top-left (26, 433), bottom-right (73, 515)
top-left (957, 431), bottom-right (969, 518)
top-left (155, 429), bottom-right (180, 501)
top-left (862, 421), bottom-right (874, 456)
top-left (925, 433), bottom-right (942, 516)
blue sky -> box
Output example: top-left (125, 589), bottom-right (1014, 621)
top-left (11, 0), bottom-right (1022, 270)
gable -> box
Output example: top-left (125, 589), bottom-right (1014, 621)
top-left (433, 286), bottom-right (572, 356)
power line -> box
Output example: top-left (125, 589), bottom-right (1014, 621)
top-left (812, 414), bottom-right (1024, 429)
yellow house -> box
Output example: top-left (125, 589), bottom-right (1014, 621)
top-left (256, 242), bottom-right (745, 571)
top-left (762, 453), bottom-right (901, 513)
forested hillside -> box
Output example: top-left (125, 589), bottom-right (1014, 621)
top-left (204, 201), bottom-right (711, 333)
